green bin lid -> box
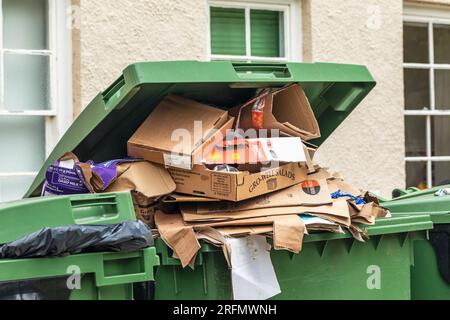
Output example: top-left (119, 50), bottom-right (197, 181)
top-left (383, 185), bottom-right (450, 224)
top-left (25, 60), bottom-right (376, 197)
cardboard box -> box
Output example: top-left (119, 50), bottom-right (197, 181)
top-left (203, 137), bottom-right (306, 165)
top-left (185, 179), bottom-right (332, 215)
top-left (168, 162), bottom-right (310, 202)
top-left (232, 84), bottom-right (320, 141)
top-left (128, 94), bottom-right (233, 170)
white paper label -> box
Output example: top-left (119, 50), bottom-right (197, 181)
top-left (228, 235), bottom-right (281, 300)
top-left (163, 153), bottom-right (192, 170)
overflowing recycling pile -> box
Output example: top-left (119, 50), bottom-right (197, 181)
top-left (41, 84), bottom-right (390, 300)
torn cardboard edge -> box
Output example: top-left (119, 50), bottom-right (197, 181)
top-left (185, 179), bottom-right (333, 215)
top-left (181, 198), bottom-right (351, 227)
top-left (128, 93), bottom-right (235, 170)
top-left (231, 84), bottom-right (321, 141)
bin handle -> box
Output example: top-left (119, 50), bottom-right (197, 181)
top-left (70, 195), bottom-right (119, 224)
top-left (102, 75), bottom-right (126, 110)
top-left (232, 63), bottom-right (292, 80)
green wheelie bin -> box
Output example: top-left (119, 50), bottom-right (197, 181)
top-left (21, 61), bottom-right (433, 300)
top-left (0, 192), bottom-right (160, 300)
top-left (382, 186), bottom-right (450, 300)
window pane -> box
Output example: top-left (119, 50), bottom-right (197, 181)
top-left (404, 22), bottom-right (429, 63)
top-left (404, 68), bottom-right (430, 110)
top-left (4, 53), bottom-right (50, 111)
top-left (251, 10), bottom-right (284, 58)
top-left (435, 70), bottom-right (450, 110)
top-left (434, 24), bottom-right (450, 64)
top-left (405, 116), bottom-right (426, 157)
top-left (210, 7), bottom-right (246, 56)
top-left (0, 117), bottom-right (45, 172)
top-left (433, 162), bottom-right (450, 187)
top-left (432, 116), bottom-right (450, 156)
top-left (2, 0), bottom-right (48, 50)
top-left (406, 162), bottom-right (427, 189)
top-left (0, 176), bottom-right (35, 202)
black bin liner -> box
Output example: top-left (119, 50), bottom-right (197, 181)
top-left (0, 277), bottom-right (75, 300)
top-left (0, 220), bottom-right (153, 259)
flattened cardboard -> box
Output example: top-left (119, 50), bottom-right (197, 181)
top-left (216, 225), bottom-right (273, 237)
top-left (154, 210), bottom-right (201, 268)
top-left (273, 215), bottom-right (305, 253)
top-left (181, 198), bottom-right (351, 226)
top-left (105, 161), bottom-right (176, 199)
top-left (327, 178), bottom-right (363, 197)
top-left (168, 162), bottom-right (309, 201)
top-left (188, 178), bottom-right (332, 215)
top-left (349, 201), bottom-right (390, 225)
top-left (161, 193), bottom-right (220, 203)
top-left (128, 94), bottom-right (232, 169)
top-left (131, 191), bottom-right (158, 228)
top-left (232, 84), bottom-right (320, 141)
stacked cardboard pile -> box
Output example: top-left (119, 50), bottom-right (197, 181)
top-left (42, 84), bottom-right (390, 271)
top-left (124, 84), bottom-right (390, 268)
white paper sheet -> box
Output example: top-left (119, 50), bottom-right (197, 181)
top-left (227, 235), bottom-right (281, 300)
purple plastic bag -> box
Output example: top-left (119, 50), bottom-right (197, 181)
top-left (42, 153), bottom-right (140, 196)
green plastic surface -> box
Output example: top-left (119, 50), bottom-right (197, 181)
top-left (154, 215), bottom-right (432, 300)
top-left (0, 192), bottom-right (136, 244)
top-left (383, 186), bottom-right (450, 224)
top-left (383, 187), bottom-right (450, 299)
top-left (0, 191), bottom-right (160, 300)
top-left (0, 248), bottom-right (160, 300)
top-left (25, 61), bottom-right (375, 198)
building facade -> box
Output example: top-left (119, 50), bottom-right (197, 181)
top-left (0, 0), bottom-right (449, 201)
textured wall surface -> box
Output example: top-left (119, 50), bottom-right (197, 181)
top-left (304, 0), bottom-right (405, 197)
top-left (75, 0), bottom-right (209, 110)
top-left (74, 0), bottom-right (450, 197)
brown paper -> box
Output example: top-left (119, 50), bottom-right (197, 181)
top-left (181, 198), bottom-right (351, 226)
top-left (161, 193), bottom-right (220, 203)
top-left (273, 215), bottom-right (305, 253)
top-left (168, 162), bottom-right (309, 202)
top-left (105, 161), bottom-right (176, 199)
top-left (154, 211), bottom-right (201, 268)
top-left (231, 84), bottom-right (320, 141)
top-left (187, 179), bottom-right (332, 215)
top-left (128, 94), bottom-right (232, 169)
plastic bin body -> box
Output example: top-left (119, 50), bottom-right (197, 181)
top-left (0, 192), bottom-right (159, 300)
top-left (154, 215), bottom-right (432, 300)
top-left (17, 61), bottom-right (430, 300)
top-left (383, 187), bottom-right (450, 300)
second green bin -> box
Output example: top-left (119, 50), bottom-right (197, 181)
top-left (154, 215), bottom-right (432, 300)
top-left (383, 186), bottom-right (450, 300)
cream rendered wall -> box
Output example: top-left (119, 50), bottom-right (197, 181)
top-left (73, 0), bottom-right (450, 197)
top-left (303, 0), bottom-right (405, 197)
top-left (73, 0), bottom-right (209, 113)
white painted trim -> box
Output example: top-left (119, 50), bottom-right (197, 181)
top-left (211, 54), bottom-right (288, 62)
top-left (0, 0), bottom-right (3, 113)
top-left (406, 156), bottom-right (450, 162)
top-left (207, 0), bottom-right (302, 62)
top-left (403, 4), bottom-right (450, 188)
top-left (404, 3), bottom-right (450, 22)
top-left (405, 110), bottom-right (450, 116)
top-left (0, 0), bottom-right (72, 200)
top-left (404, 63), bottom-right (450, 69)
top-left (0, 110), bottom-right (57, 117)
top-left (0, 172), bottom-right (38, 178)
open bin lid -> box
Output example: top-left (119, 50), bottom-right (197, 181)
top-left (25, 61), bottom-right (376, 198)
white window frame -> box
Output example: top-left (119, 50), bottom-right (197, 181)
top-left (404, 4), bottom-right (450, 188)
top-left (207, 0), bottom-right (302, 62)
top-left (0, 0), bottom-right (72, 190)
